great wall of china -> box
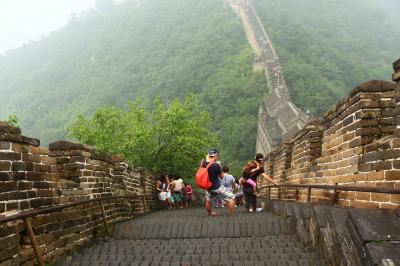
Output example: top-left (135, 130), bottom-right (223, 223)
top-left (0, 1), bottom-right (399, 265)
top-left (225, 0), bottom-right (309, 154)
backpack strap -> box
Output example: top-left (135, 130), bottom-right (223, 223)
top-left (201, 159), bottom-right (213, 169)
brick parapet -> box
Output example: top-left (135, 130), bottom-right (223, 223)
top-left (263, 76), bottom-right (400, 208)
top-left (0, 127), bottom-right (157, 265)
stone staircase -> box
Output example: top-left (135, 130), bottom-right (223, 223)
top-left (57, 208), bottom-right (327, 266)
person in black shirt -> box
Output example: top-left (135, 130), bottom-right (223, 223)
top-left (242, 153), bottom-right (277, 212)
top-left (203, 148), bottom-right (235, 216)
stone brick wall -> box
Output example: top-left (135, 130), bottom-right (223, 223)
top-left (259, 71), bottom-right (400, 209)
top-left (0, 125), bottom-right (157, 265)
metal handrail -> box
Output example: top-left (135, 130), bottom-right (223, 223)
top-left (258, 184), bottom-right (400, 202)
top-left (0, 194), bottom-right (148, 266)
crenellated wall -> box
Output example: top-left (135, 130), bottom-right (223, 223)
top-left (0, 124), bottom-right (157, 265)
top-left (259, 62), bottom-right (400, 209)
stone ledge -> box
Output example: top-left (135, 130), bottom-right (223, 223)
top-left (49, 140), bottom-right (93, 152)
top-left (393, 58), bottom-right (400, 72)
top-left (0, 122), bottom-right (21, 135)
top-left (265, 199), bottom-right (400, 266)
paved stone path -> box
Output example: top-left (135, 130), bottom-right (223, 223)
top-left (57, 208), bottom-right (326, 265)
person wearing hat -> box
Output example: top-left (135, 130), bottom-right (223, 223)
top-left (203, 148), bottom-right (235, 216)
top-left (242, 153), bottom-right (277, 212)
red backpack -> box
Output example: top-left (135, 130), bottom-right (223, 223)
top-left (195, 159), bottom-right (213, 190)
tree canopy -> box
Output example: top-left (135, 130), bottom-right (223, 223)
top-left (68, 94), bottom-right (216, 177)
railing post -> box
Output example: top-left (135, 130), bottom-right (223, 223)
top-left (307, 186), bottom-right (312, 203)
top-left (142, 195), bottom-right (148, 214)
top-left (268, 186), bottom-right (271, 200)
top-left (278, 187), bottom-right (281, 200)
top-left (333, 183), bottom-right (339, 204)
top-left (295, 189), bottom-right (299, 201)
top-left (99, 199), bottom-right (110, 236)
top-left (24, 217), bottom-right (45, 266)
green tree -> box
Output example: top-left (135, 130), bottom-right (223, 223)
top-left (68, 94), bottom-right (217, 177)
top-left (6, 114), bottom-right (19, 127)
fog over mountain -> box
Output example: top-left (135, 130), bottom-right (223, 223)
top-left (0, 0), bottom-right (398, 172)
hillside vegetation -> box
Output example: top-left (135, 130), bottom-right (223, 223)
top-left (0, 0), bottom-right (265, 175)
top-left (254, 0), bottom-right (400, 115)
top-left (0, 0), bottom-right (399, 175)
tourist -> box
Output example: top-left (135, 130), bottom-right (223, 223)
top-left (165, 174), bottom-right (172, 209)
top-left (242, 153), bottom-right (277, 212)
top-left (186, 183), bottom-right (193, 207)
top-left (234, 178), bottom-right (244, 207)
top-left (155, 175), bottom-right (167, 209)
top-left (167, 175), bottom-right (176, 209)
top-left (171, 175), bottom-right (184, 208)
top-left (221, 165), bottom-right (236, 194)
top-left (202, 148), bottom-right (235, 216)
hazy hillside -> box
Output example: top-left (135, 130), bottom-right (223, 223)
top-left (0, 0), bottom-right (399, 174)
top-left (0, 0), bottom-right (266, 174)
top-left (254, 0), bottom-right (400, 114)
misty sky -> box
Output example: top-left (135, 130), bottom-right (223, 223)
top-left (0, 0), bottom-right (97, 54)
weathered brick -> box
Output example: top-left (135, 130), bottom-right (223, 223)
top-left (0, 181), bottom-right (17, 192)
top-left (11, 143), bottom-right (29, 153)
top-left (371, 193), bottom-right (390, 202)
top-left (0, 141), bottom-right (11, 150)
top-left (373, 161), bottom-right (392, 171)
top-left (6, 201), bottom-right (19, 211)
top-left (64, 163), bottom-right (85, 170)
top-left (19, 200), bottom-right (30, 210)
top-left (0, 161), bottom-right (11, 171)
top-left (26, 172), bottom-right (44, 181)
top-left (33, 181), bottom-right (51, 189)
top-left (41, 156), bottom-right (56, 164)
top-left (34, 163), bottom-right (51, 173)
top-left (379, 149), bottom-right (400, 160)
top-left (0, 172), bottom-right (11, 181)
top-left (350, 200), bottom-right (379, 208)
top-left (11, 161), bottom-right (34, 171)
top-left (385, 171), bottom-right (400, 181)
top-left (0, 152), bottom-right (21, 161)
top-left (17, 181), bottom-right (33, 190)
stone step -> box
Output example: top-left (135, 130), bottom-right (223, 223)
top-left (113, 208), bottom-right (294, 239)
top-left (60, 237), bottom-right (324, 266)
top-left (56, 208), bottom-right (327, 266)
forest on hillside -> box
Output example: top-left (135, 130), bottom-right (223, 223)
top-left (254, 0), bottom-right (400, 115)
top-left (0, 0), bottom-right (399, 175)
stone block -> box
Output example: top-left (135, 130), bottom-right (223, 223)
top-left (365, 242), bottom-right (400, 265)
top-left (21, 136), bottom-right (40, 147)
top-left (0, 152), bottom-right (21, 161)
top-left (26, 172), bottom-right (44, 181)
top-left (11, 161), bottom-right (34, 172)
top-left (0, 161), bottom-right (11, 171)
top-left (34, 163), bottom-right (51, 173)
top-left (393, 71), bottom-right (400, 82)
top-left (49, 140), bottom-right (93, 152)
top-left (0, 181), bottom-right (17, 192)
top-left (0, 132), bottom-right (22, 143)
top-left (0, 122), bottom-right (21, 135)
top-left (348, 208), bottom-right (400, 242)
top-left (384, 171), bottom-right (400, 181)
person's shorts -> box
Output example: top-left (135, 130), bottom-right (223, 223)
top-left (159, 192), bottom-right (166, 201)
top-left (175, 192), bottom-right (182, 202)
top-left (205, 186), bottom-right (235, 201)
top-left (165, 191), bottom-right (171, 199)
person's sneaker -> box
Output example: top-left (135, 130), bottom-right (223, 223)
top-left (249, 209), bottom-right (254, 212)
top-left (256, 208), bottom-right (263, 212)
